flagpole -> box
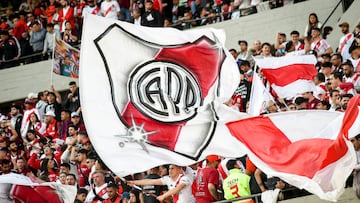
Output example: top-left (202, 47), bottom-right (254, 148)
top-left (50, 33), bottom-right (56, 86)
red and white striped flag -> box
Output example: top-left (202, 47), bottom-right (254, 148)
top-left (226, 95), bottom-right (360, 201)
top-left (248, 72), bottom-right (275, 116)
top-left (255, 55), bottom-right (317, 98)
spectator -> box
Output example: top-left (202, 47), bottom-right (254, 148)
top-left (58, 0), bottom-right (75, 33)
top-left (64, 81), bottom-right (81, 113)
top-left (85, 170), bottom-right (109, 202)
top-left (350, 134), bottom-right (360, 198)
top-left (66, 173), bottom-right (77, 186)
top-left (249, 40), bottom-right (262, 56)
top-left (294, 96), bottom-right (308, 110)
top-left (42, 23), bottom-right (60, 59)
top-left (130, 8), bottom-right (142, 25)
top-left (82, 0), bottom-right (101, 17)
top-left (331, 53), bottom-right (343, 73)
top-left (44, 86), bottom-right (62, 121)
top-left (304, 13), bottom-right (322, 39)
top-left (100, 0), bottom-right (121, 20)
top-left (194, 155), bottom-right (221, 202)
top-left (43, 111), bottom-right (60, 140)
top-left (39, 157), bottom-right (59, 182)
top-left (118, 0), bottom-right (132, 22)
top-left (62, 21), bottom-right (79, 46)
top-left (342, 61), bottom-right (360, 94)
top-left (274, 32), bottom-right (287, 56)
top-left (302, 91), bottom-right (320, 110)
top-left (71, 112), bottom-right (86, 132)
top-left (142, 166), bottom-right (167, 203)
top-left (11, 14), bottom-right (29, 41)
top-left (338, 22), bottom-right (353, 61)
top-left (71, 148), bottom-right (90, 189)
top-left (337, 93), bottom-right (353, 111)
top-left (29, 21), bottom-right (46, 62)
top-left (44, 0), bottom-right (58, 24)
top-left (237, 40), bottom-right (255, 68)
top-left (25, 12), bottom-right (42, 29)
top-left (310, 27), bottom-right (333, 62)
top-left (348, 27), bottom-right (360, 72)
top-left (128, 164), bottom-right (195, 202)
top-left (322, 26), bottom-right (333, 40)
top-left (259, 42), bottom-right (272, 58)
top-left (142, 0), bottom-right (162, 27)
top-left (75, 188), bottom-right (88, 203)
top-left (20, 98), bottom-right (41, 139)
top-left (0, 30), bottom-right (21, 69)
top-left (103, 182), bottom-right (121, 203)
top-left (58, 109), bottom-right (71, 140)
top-left (316, 100), bottom-right (331, 110)
top-left (222, 159), bottom-right (251, 202)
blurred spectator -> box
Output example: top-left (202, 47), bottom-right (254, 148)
top-left (11, 14), bottom-right (29, 41)
top-left (142, 0), bottom-right (163, 27)
top-left (44, 0), bottom-right (59, 24)
top-left (322, 26), bottom-right (333, 40)
top-left (58, 0), bottom-right (75, 33)
top-left (118, 0), bottom-right (132, 22)
top-left (331, 53), bottom-right (343, 73)
top-left (130, 8), bottom-right (142, 25)
top-left (250, 39), bottom-right (262, 56)
top-left (100, 0), bottom-right (121, 20)
top-left (42, 23), bottom-right (61, 59)
top-left (45, 86), bottom-right (63, 121)
top-left (85, 171), bottom-right (109, 202)
top-left (304, 13), bottom-right (322, 39)
top-left (310, 27), bottom-right (333, 62)
top-left (82, 0), bottom-right (101, 18)
top-left (274, 32), bottom-right (287, 56)
top-left (0, 30), bottom-right (21, 69)
top-left (29, 21), bottom-right (46, 62)
top-left (62, 21), bottom-right (79, 46)
top-left (64, 81), bottom-right (81, 113)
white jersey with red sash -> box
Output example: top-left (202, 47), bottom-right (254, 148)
top-left (100, 0), bottom-right (120, 19)
top-left (82, 5), bottom-right (101, 17)
top-left (348, 57), bottom-right (360, 73)
top-left (311, 38), bottom-right (330, 61)
top-left (85, 183), bottom-right (108, 203)
top-left (339, 33), bottom-right (354, 61)
top-left (161, 174), bottom-right (195, 203)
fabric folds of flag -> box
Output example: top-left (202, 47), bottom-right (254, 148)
top-left (53, 38), bottom-right (80, 78)
top-left (255, 55), bottom-right (317, 98)
top-left (0, 173), bottom-right (77, 203)
top-left (248, 72), bottom-right (275, 116)
top-left (226, 95), bottom-right (360, 201)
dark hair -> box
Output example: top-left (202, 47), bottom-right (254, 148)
top-left (279, 33), bottom-right (286, 38)
top-left (316, 72), bottom-right (325, 82)
top-left (331, 53), bottom-right (342, 62)
top-left (69, 81), bottom-right (76, 86)
top-left (229, 48), bottom-right (237, 53)
top-left (341, 93), bottom-right (353, 100)
top-left (285, 41), bottom-right (293, 52)
top-left (341, 60), bottom-right (354, 69)
top-left (1, 159), bottom-right (11, 165)
top-left (66, 173), bottom-right (77, 181)
top-left (290, 30), bottom-right (300, 36)
top-left (226, 159), bottom-right (237, 170)
top-left (322, 62), bottom-right (332, 68)
top-left (238, 40), bottom-right (248, 46)
top-left (77, 188), bottom-right (88, 195)
top-left (60, 162), bottom-right (71, 169)
top-left (308, 13), bottom-right (319, 24)
top-left (329, 89), bottom-right (340, 97)
top-left (320, 100), bottom-right (331, 110)
top-left (239, 60), bottom-right (250, 67)
top-left (261, 42), bottom-right (271, 48)
top-left (68, 124), bottom-right (78, 131)
top-left (331, 71), bottom-right (343, 80)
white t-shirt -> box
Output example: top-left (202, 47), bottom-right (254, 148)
top-left (161, 174), bottom-right (195, 203)
top-left (85, 183), bottom-right (108, 203)
top-left (338, 33), bottom-right (354, 61)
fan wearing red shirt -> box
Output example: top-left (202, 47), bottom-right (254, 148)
top-left (194, 155), bottom-right (222, 203)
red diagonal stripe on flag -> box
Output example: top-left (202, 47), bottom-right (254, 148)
top-left (261, 63), bottom-right (317, 87)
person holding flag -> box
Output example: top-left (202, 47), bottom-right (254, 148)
top-left (127, 164), bottom-right (195, 203)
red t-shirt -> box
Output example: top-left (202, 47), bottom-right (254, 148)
top-left (194, 167), bottom-right (220, 203)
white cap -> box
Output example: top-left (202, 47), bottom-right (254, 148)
top-left (45, 111), bottom-right (56, 117)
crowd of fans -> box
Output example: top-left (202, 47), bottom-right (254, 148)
top-left (0, 0), bottom-right (360, 203)
top-left (0, 0), bottom-right (306, 69)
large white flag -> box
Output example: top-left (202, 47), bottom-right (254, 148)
top-left (227, 95), bottom-right (360, 201)
top-left (80, 15), bottom-right (246, 176)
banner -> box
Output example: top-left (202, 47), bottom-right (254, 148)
top-left (255, 55), bottom-right (317, 98)
top-left (80, 15), bottom-right (246, 176)
top-left (0, 173), bottom-right (77, 203)
top-left (227, 95), bottom-right (360, 201)
top-left (53, 37), bottom-right (80, 78)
